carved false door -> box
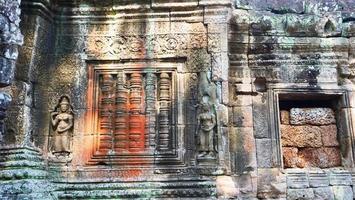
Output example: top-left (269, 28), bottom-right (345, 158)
top-left (91, 67), bottom-right (178, 165)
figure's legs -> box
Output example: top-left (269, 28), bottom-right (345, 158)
top-left (208, 130), bottom-right (214, 156)
top-left (59, 135), bottom-right (64, 152)
top-left (200, 133), bottom-right (205, 151)
top-left (199, 133), bottom-right (207, 156)
top-left (59, 134), bottom-right (69, 153)
top-left (53, 135), bottom-right (60, 153)
top-left (61, 134), bottom-right (70, 153)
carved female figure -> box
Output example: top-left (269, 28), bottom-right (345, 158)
top-left (196, 102), bottom-right (216, 157)
top-left (50, 96), bottom-right (74, 155)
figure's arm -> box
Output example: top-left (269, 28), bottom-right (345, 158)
top-left (195, 115), bottom-right (200, 137)
top-left (204, 114), bottom-right (217, 131)
top-left (51, 112), bottom-right (58, 126)
top-left (212, 114), bottom-right (217, 127)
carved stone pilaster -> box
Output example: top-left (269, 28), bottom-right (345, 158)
top-left (158, 73), bottom-right (171, 151)
top-left (129, 73), bottom-right (145, 151)
top-left (98, 74), bottom-right (115, 153)
top-left (114, 72), bottom-right (129, 151)
top-left (145, 73), bottom-right (157, 147)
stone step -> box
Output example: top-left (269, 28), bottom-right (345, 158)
top-left (53, 180), bottom-right (217, 199)
top-left (0, 146), bottom-right (48, 180)
top-left (0, 168), bottom-right (47, 180)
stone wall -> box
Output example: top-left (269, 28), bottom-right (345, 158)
top-left (281, 108), bottom-right (341, 168)
top-left (0, 0), bottom-right (23, 144)
top-left (1, 0), bottom-right (355, 199)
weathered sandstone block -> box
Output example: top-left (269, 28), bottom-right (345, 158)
top-left (321, 125), bottom-right (339, 147)
top-left (257, 169), bottom-right (286, 199)
top-left (283, 147), bottom-right (298, 168)
top-left (313, 187), bottom-right (334, 200)
top-left (280, 110), bottom-right (290, 125)
top-left (233, 106), bottom-right (253, 127)
top-left (290, 108), bottom-right (336, 125)
top-left (287, 188), bottom-right (315, 200)
top-left (216, 176), bottom-right (240, 198)
top-left (298, 148), bottom-right (341, 168)
top-left (332, 186), bottom-right (353, 200)
top-left (281, 125), bottom-right (322, 147)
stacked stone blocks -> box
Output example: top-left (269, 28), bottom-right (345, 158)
top-left (286, 169), bottom-right (353, 200)
top-left (281, 108), bottom-right (341, 168)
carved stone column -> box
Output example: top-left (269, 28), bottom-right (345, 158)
top-left (0, 0), bottom-right (23, 143)
top-left (145, 72), bottom-right (157, 148)
top-left (98, 74), bottom-right (115, 153)
top-left (129, 73), bottom-right (145, 152)
top-left (158, 72), bottom-right (171, 151)
top-left (114, 72), bottom-right (129, 152)
top-left (0, 1), bottom-right (52, 199)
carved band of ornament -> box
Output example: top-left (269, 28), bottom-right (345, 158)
top-left (248, 60), bottom-right (346, 65)
top-left (87, 33), bottom-right (211, 57)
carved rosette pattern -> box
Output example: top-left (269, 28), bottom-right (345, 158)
top-left (87, 34), bottom-right (189, 59)
top-left (158, 73), bottom-right (171, 151)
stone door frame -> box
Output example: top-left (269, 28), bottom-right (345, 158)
top-left (268, 87), bottom-right (354, 169)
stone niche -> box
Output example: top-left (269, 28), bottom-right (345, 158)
top-left (272, 91), bottom-right (354, 169)
top-left (281, 106), bottom-right (340, 168)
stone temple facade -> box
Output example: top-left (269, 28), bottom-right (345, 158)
top-left (1, 0), bottom-right (355, 199)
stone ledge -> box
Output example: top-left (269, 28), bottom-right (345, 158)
top-left (53, 180), bottom-right (217, 199)
top-left (285, 168), bottom-right (353, 189)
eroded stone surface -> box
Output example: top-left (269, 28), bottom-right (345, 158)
top-left (283, 147), bottom-right (299, 168)
top-left (313, 187), bottom-right (334, 200)
top-left (287, 188), bottom-right (315, 200)
top-left (298, 148), bottom-right (341, 168)
top-left (332, 186), bottom-right (353, 200)
top-left (321, 125), bottom-right (339, 147)
top-left (1, 0), bottom-right (355, 199)
top-left (281, 125), bottom-right (323, 147)
top-left (216, 176), bottom-right (239, 198)
top-left (280, 110), bottom-right (290, 125)
top-left (257, 169), bottom-right (286, 199)
top-left (281, 107), bottom-right (341, 169)
top-left (290, 108), bottom-right (336, 125)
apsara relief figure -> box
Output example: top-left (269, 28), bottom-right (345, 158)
top-left (196, 72), bottom-right (218, 159)
top-left (49, 96), bottom-right (74, 157)
top-left (196, 101), bottom-right (217, 157)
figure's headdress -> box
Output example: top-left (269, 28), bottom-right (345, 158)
top-left (60, 96), bottom-right (70, 105)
